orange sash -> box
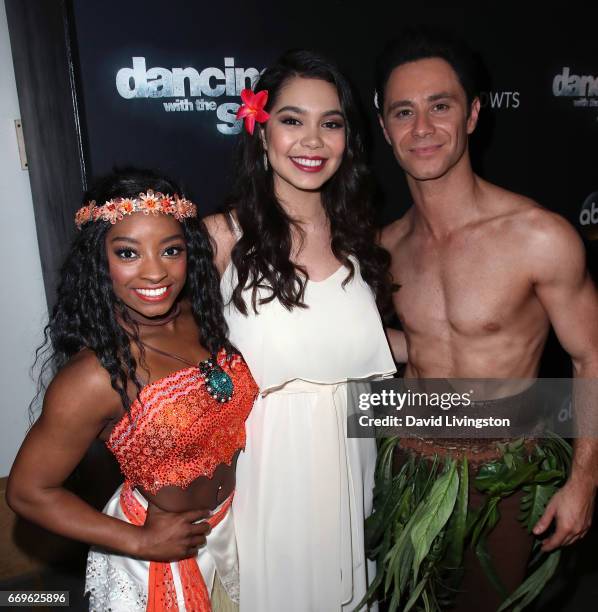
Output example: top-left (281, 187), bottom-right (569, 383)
top-left (119, 482), bottom-right (233, 612)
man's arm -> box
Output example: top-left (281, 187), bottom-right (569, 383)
top-left (529, 211), bottom-right (598, 551)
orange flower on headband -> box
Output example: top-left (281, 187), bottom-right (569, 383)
top-left (236, 89), bottom-right (270, 135)
top-left (74, 190), bottom-right (197, 229)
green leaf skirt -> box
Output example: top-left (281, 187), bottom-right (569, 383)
top-left (358, 435), bottom-right (571, 612)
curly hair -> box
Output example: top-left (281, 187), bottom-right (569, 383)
top-left (32, 168), bottom-right (231, 417)
top-left (226, 49), bottom-right (393, 315)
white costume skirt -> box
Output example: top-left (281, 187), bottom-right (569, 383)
top-left (233, 380), bottom-right (377, 612)
top-left (85, 484), bottom-right (239, 611)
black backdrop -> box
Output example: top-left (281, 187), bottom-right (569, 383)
top-left (70, 0), bottom-right (598, 248)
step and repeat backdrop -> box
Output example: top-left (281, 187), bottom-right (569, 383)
top-left (70, 1), bottom-right (597, 267)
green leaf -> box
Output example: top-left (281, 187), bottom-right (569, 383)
top-left (507, 438), bottom-right (525, 452)
top-left (411, 461), bottom-right (459, 581)
top-left (366, 469), bottom-right (410, 549)
top-left (403, 576), bottom-right (428, 612)
top-left (378, 436), bottom-right (401, 486)
top-left (385, 501), bottom-right (419, 596)
top-left (383, 511), bottom-right (413, 595)
top-left (388, 587), bottom-right (402, 612)
top-left (475, 459), bottom-right (502, 479)
top-left (527, 541), bottom-right (545, 568)
top-left (396, 486), bottom-right (415, 524)
top-left (443, 457), bottom-right (469, 569)
top-left (530, 469), bottom-right (564, 484)
top-left (414, 455), bottom-right (440, 504)
top-left (475, 460), bottom-right (540, 496)
top-left (519, 483), bottom-right (558, 533)
top-left (422, 590), bottom-right (434, 612)
top-left (470, 497), bottom-right (499, 548)
top-left (545, 433), bottom-right (572, 460)
top-left (396, 530), bottom-right (415, 594)
top-left (497, 550), bottom-right (561, 612)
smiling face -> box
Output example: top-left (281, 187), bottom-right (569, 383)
top-left (380, 57), bottom-right (480, 182)
top-left (106, 212), bottom-right (187, 320)
top-left (262, 76), bottom-right (346, 199)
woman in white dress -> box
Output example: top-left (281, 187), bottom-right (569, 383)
top-left (205, 50), bottom-right (396, 612)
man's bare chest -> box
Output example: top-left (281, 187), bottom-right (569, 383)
top-left (391, 239), bottom-right (537, 336)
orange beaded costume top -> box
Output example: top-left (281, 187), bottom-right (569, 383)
top-left (106, 350), bottom-right (257, 494)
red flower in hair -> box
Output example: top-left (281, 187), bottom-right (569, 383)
top-left (236, 89), bottom-right (270, 135)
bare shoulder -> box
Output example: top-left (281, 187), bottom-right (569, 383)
top-left (485, 185), bottom-right (587, 280)
top-left (510, 198), bottom-right (584, 258)
top-left (484, 183), bottom-right (582, 249)
top-left (202, 212), bottom-right (237, 275)
top-left (482, 182), bottom-right (540, 220)
top-left (381, 209), bottom-right (413, 251)
top-left (527, 208), bottom-right (587, 282)
top-left (42, 349), bottom-right (122, 428)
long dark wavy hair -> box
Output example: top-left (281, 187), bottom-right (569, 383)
top-left (226, 49), bottom-right (393, 314)
top-left (32, 168), bottom-right (231, 416)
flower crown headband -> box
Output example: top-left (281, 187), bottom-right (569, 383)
top-left (236, 88), bottom-right (270, 135)
top-left (74, 189), bottom-right (197, 229)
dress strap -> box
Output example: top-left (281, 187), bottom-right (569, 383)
top-left (140, 341), bottom-right (199, 368)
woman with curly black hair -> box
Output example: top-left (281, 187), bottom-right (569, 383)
top-left (205, 50), bottom-right (396, 611)
top-left (7, 169), bottom-right (257, 611)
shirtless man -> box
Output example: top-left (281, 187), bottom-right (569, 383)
top-left (377, 29), bottom-right (598, 563)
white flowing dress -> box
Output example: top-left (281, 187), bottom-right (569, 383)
top-left (222, 243), bottom-right (395, 612)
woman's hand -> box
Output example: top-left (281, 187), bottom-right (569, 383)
top-left (137, 503), bottom-right (212, 561)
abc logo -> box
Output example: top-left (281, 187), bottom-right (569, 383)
top-left (579, 192), bottom-right (598, 241)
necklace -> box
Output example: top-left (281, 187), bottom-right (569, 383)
top-left (126, 302), bottom-right (182, 327)
top-left (199, 357), bottom-right (234, 403)
top-left (140, 339), bottom-right (234, 403)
